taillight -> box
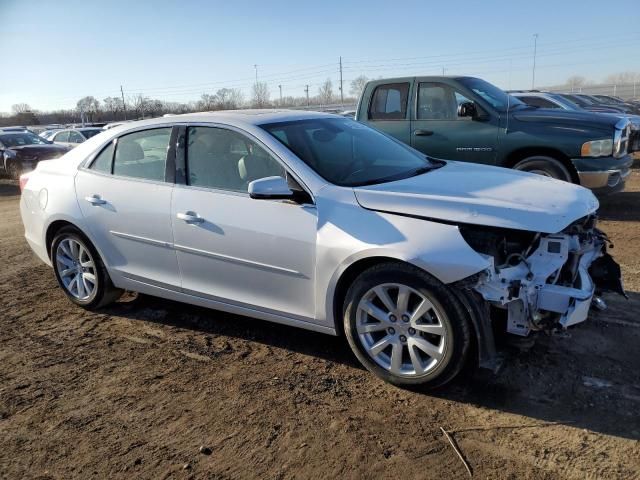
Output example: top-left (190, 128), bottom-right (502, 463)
top-left (19, 172), bottom-right (31, 192)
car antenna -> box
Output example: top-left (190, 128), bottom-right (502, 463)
top-left (505, 91), bottom-right (510, 134)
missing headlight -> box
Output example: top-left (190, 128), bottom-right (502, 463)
top-left (459, 224), bottom-right (538, 266)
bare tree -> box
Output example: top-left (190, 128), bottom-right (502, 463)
top-left (76, 96), bottom-right (100, 121)
top-left (196, 93), bottom-right (217, 111)
top-left (349, 75), bottom-right (369, 97)
top-left (565, 75), bottom-right (592, 92)
top-left (11, 103), bottom-right (32, 114)
top-left (215, 88), bottom-right (244, 109)
top-left (129, 94), bottom-right (152, 119)
top-left (103, 96), bottom-right (122, 119)
top-left (251, 82), bottom-right (270, 108)
top-left (318, 78), bottom-right (334, 105)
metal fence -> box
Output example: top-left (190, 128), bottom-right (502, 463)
top-left (544, 82), bottom-right (639, 100)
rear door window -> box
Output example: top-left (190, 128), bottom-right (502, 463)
top-left (69, 131), bottom-right (85, 143)
top-left (54, 131), bottom-right (70, 142)
top-left (112, 128), bottom-right (171, 181)
top-left (369, 83), bottom-right (409, 120)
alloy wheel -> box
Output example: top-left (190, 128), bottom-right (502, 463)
top-left (55, 238), bottom-right (97, 301)
top-left (355, 283), bottom-right (448, 378)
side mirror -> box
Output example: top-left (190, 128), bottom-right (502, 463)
top-left (457, 101), bottom-right (477, 118)
top-left (248, 176), bottom-right (294, 200)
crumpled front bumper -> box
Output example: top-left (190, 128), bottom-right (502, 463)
top-left (472, 228), bottom-right (623, 336)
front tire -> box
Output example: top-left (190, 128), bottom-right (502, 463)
top-left (343, 262), bottom-right (472, 388)
top-left (513, 155), bottom-right (572, 182)
top-left (51, 227), bottom-right (122, 309)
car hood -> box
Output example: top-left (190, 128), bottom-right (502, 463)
top-left (513, 107), bottom-right (619, 129)
top-left (9, 144), bottom-right (69, 156)
top-left (353, 161), bottom-right (599, 234)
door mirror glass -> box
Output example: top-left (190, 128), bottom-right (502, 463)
top-left (457, 101), bottom-right (477, 118)
top-left (248, 176), bottom-right (294, 200)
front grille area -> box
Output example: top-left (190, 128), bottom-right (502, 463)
top-left (629, 129), bottom-right (640, 153)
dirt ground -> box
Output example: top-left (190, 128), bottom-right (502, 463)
top-left (1, 169), bottom-right (639, 480)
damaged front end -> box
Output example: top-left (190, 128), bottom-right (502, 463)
top-left (459, 216), bottom-right (625, 337)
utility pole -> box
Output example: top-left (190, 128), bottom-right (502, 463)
top-left (531, 33), bottom-right (538, 89)
top-left (339, 56), bottom-right (344, 107)
top-left (304, 85), bottom-right (309, 107)
top-left (442, 66), bottom-right (446, 76)
top-left (120, 85), bottom-right (127, 120)
top-left (254, 64), bottom-right (258, 84)
top-left (278, 84), bottom-right (282, 105)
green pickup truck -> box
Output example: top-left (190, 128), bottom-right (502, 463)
top-left (356, 76), bottom-right (636, 195)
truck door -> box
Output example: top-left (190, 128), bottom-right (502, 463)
top-left (364, 82), bottom-right (412, 145)
top-left (411, 81), bottom-right (500, 164)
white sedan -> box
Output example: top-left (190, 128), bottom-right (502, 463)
top-left (19, 111), bottom-right (623, 387)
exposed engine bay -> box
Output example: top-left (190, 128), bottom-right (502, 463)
top-left (459, 216), bottom-right (625, 336)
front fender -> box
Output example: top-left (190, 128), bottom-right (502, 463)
top-left (315, 205), bottom-right (491, 328)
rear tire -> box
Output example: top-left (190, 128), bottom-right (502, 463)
top-left (343, 262), bottom-right (472, 389)
top-left (513, 155), bottom-right (572, 182)
top-left (51, 226), bottom-right (122, 309)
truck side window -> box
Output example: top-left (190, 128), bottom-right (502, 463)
top-left (369, 83), bottom-right (409, 120)
top-left (418, 83), bottom-right (472, 120)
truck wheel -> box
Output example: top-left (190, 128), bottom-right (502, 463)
top-left (343, 262), bottom-right (472, 389)
top-left (513, 156), bottom-right (572, 182)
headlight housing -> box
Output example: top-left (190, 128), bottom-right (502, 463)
top-left (581, 139), bottom-right (613, 157)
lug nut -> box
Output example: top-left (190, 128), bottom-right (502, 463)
top-left (399, 335), bottom-right (407, 342)
top-left (389, 315), bottom-right (397, 322)
top-left (388, 327), bottom-right (396, 335)
top-left (408, 328), bottom-right (416, 335)
top-left (401, 314), bottom-right (410, 323)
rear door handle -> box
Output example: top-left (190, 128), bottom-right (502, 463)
top-left (177, 211), bottom-right (204, 224)
top-left (414, 129), bottom-right (434, 136)
top-left (85, 195), bottom-right (106, 205)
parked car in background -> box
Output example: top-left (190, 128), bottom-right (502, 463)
top-left (0, 126), bottom-right (30, 133)
top-left (40, 129), bottom-right (64, 140)
top-left (51, 128), bottom-right (104, 148)
top-left (19, 111), bottom-right (624, 388)
top-left (511, 91), bottom-right (640, 133)
top-left (587, 94), bottom-right (640, 115)
top-left (557, 93), bottom-right (637, 115)
top-left (510, 90), bottom-right (623, 114)
top-left (0, 131), bottom-right (69, 179)
top-left (356, 76), bottom-right (637, 195)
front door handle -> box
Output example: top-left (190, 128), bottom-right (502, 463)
top-left (177, 211), bottom-right (204, 224)
top-left (414, 129), bottom-right (434, 136)
top-left (85, 195), bottom-right (106, 205)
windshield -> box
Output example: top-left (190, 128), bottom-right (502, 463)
top-left (261, 117), bottom-right (437, 187)
top-left (458, 77), bottom-right (524, 112)
top-left (81, 129), bottom-right (103, 139)
top-left (0, 132), bottom-right (51, 147)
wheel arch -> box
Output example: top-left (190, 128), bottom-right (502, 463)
top-left (330, 256), bottom-right (497, 371)
top-left (503, 147), bottom-right (579, 183)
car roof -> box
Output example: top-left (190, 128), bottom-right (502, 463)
top-left (107, 109), bottom-right (340, 131)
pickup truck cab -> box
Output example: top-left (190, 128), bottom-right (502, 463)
top-left (356, 76), bottom-right (635, 195)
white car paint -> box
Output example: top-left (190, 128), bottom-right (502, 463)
top-left (354, 160), bottom-right (599, 234)
top-left (20, 111), bottom-right (615, 359)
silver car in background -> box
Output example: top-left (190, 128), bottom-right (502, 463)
top-left (19, 111), bottom-right (624, 387)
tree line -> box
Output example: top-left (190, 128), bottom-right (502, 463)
top-left (1, 75), bottom-right (369, 127)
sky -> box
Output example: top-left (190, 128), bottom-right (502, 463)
top-left (1, 0), bottom-right (639, 113)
